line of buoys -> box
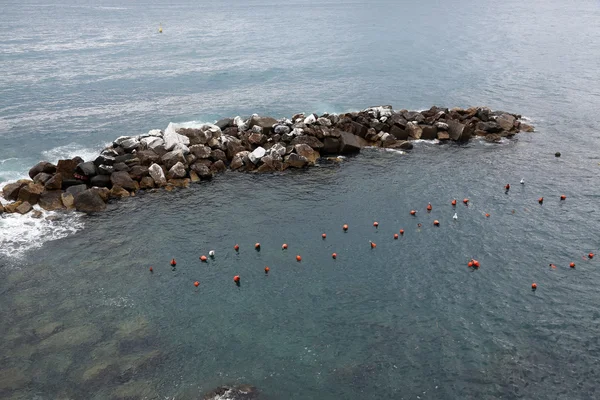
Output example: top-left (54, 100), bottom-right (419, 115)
top-left (343, 224), bottom-right (348, 231)
top-left (589, 253), bottom-right (594, 259)
top-left (399, 229), bottom-right (404, 235)
top-left (282, 243), bottom-right (288, 250)
top-left (452, 199), bottom-right (457, 206)
top-left (370, 241), bottom-right (376, 248)
top-left (264, 267), bottom-right (269, 274)
top-left (394, 233), bottom-right (399, 239)
top-left (234, 244), bottom-right (239, 251)
top-left (373, 221), bottom-right (379, 228)
top-left (296, 255), bottom-right (302, 262)
top-left (170, 258), bottom-right (176, 266)
top-left (332, 253), bottom-right (337, 259)
top-left (200, 255), bottom-right (207, 262)
top-left (538, 197), bottom-right (544, 204)
top-left (194, 281), bottom-right (199, 287)
top-left (322, 233), bottom-right (327, 239)
top-left (433, 220), bottom-right (440, 226)
top-left (570, 262), bottom-right (575, 268)
top-left (560, 195), bottom-right (566, 200)
top-left (463, 198), bottom-right (469, 205)
top-left (255, 243), bottom-right (261, 250)
top-left (427, 203), bottom-right (432, 211)
top-left (532, 283), bottom-right (537, 290)
top-left (410, 210), bottom-right (417, 215)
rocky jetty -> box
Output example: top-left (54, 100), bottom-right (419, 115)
top-left (1, 106), bottom-right (533, 214)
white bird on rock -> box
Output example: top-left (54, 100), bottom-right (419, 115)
top-left (453, 213), bottom-right (458, 220)
top-left (520, 178), bottom-right (524, 184)
top-left (209, 250), bottom-right (215, 257)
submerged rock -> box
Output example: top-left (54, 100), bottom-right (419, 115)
top-left (74, 189), bottom-right (107, 213)
top-left (202, 385), bottom-right (259, 400)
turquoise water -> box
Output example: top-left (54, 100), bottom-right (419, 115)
top-left (2, 0), bottom-right (600, 399)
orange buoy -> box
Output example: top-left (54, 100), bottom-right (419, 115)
top-left (570, 262), bottom-right (575, 268)
top-left (296, 255), bottom-right (302, 262)
top-left (149, 267), bottom-right (153, 273)
top-left (538, 197), bottom-right (544, 204)
top-left (373, 221), bottom-right (379, 228)
top-left (233, 275), bottom-right (240, 283)
top-left (194, 281), bottom-right (199, 287)
top-left (282, 243), bottom-right (288, 250)
top-left (560, 195), bottom-right (566, 200)
top-left (332, 253), bottom-right (337, 259)
top-left (485, 213), bottom-right (490, 218)
top-left (589, 253), bottom-right (594, 259)
top-left (399, 229), bottom-right (404, 235)
top-left (468, 261), bottom-right (473, 268)
top-left (255, 243), bottom-right (260, 250)
top-left (322, 233), bottom-right (327, 239)
top-left (234, 244), bottom-right (239, 251)
top-left (394, 233), bottom-right (399, 239)
top-left (370, 241), bottom-right (376, 248)
top-left (433, 220), bottom-right (439, 226)
top-left (170, 258), bottom-right (176, 266)
top-left (505, 184), bottom-right (510, 190)
top-left (463, 198), bottom-right (469, 204)
top-left (426, 203), bottom-right (432, 211)
top-left (200, 255), bottom-right (207, 262)
top-left (532, 283), bottom-right (537, 290)
top-left (343, 224), bottom-right (348, 231)
top-left (264, 266), bottom-right (270, 273)
top-left (452, 199), bottom-right (457, 206)
top-left (410, 210), bottom-right (416, 215)
top-left (473, 260), bottom-right (480, 268)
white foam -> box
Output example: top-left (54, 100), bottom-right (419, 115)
top-left (411, 139), bottom-right (440, 145)
top-left (0, 207), bottom-right (84, 260)
top-left (363, 146), bottom-right (406, 155)
top-left (41, 142), bottom-right (105, 164)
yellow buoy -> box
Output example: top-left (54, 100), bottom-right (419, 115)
top-left (158, 24), bottom-right (163, 33)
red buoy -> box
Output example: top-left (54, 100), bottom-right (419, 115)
top-left (589, 253), bottom-right (594, 259)
top-left (468, 261), bottom-right (473, 268)
top-left (463, 198), bottom-right (469, 205)
top-left (194, 281), bottom-right (199, 287)
top-left (410, 210), bottom-right (417, 215)
top-left (570, 262), bottom-right (575, 268)
top-left (332, 253), bottom-right (337, 259)
top-left (149, 267), bottom-right (153, 273)
top-left (426, 203), bottom-right (432, 211)
top-left (394, 233), bottom-right (399, 239)
top-left (399, 229), bottom-right (404, 235)
top-left (532, 283), bottom-right (537, 290)
top-left (505, 184), bottom-right (510, 190)
top-left (296, 255), bottom-right (302, 262)
top-left (264, 267), bottom-right (270, 274)
top-left (538, 197), bottom-right (544, 204)
top-left (343, 224), bottom-right (348, 231)
top-left (233, 275), bottom-right (240, 283)
top-left (234, 244), bottom-right (239, 251)
top-left (373, 221), bottom-right (379, 228)
top-left (282, 243), bottom-right (288, 250)
top-left (200, 255), bottom-right (207, 262)
top-left (170, 258), bottom-right (176, 266)
top-left (433, 220), bottom-right (440, 226)
top-left (452, 199), bottom-right (457, 206)
top-left (370, 241), bottom-right (376, 249)
top-left (560, 195), bottom-right (566, 200)
top-left (485, 213), bottom-right (490, 218)
top-left (255, 243), bottom-right (261, 250)
top-left (322, 233), bottom-right (327, 239)
top-left (473, 260), bottom-right (480, 268)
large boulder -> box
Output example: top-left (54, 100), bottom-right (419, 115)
top-left (248, 116), bottom-right (278, 134)
top-left (190, 162), bottom-right (213, 180)
top-left (248, 132), bottom-right (266, 145)
top-left (338, 131), bottom-right (362, 154)
top-left (496, 113), bottom-right (516, 131)
top-left (110, 185), bottom-right (130, 198)
top-left (179, 128), bottom-right (210, 146)
top-left (120, 137), bottom-right (140, 152)
top-left (128, 166), bottom-right (149, 181)
top-left (110, 171), bottom-right (139, 192)
top-left (94, 154), bottom-right (116, 167)
top-left (33, 172), bottom-right (53, 185)
top-left (215, 118), bottom-right (234, 130)
top-left (28, 161), bottom-right (56, 179)
top-left (163, 123), bottom-right (190, 153)
top-left (38, 190), bottom-right (65, 211)
top-left (140, 136), bottom-right (164, 150)
top-left (56, 159), bottom-right (78, 180)
top-left (75, 161), bottom-right (97, 178)
top-left (390, 125), bottom-right (408, 140)
top-left (284, 153), bottom-right (308, 168)
top-left (17, 183), bottom-right (45, 205)
top-left (448, 120), bottom-right (472, 142)
top-left (161, 150), bottom-right (186, 170)
top-left (290, 135), bottom-right (324, 149)
top-left (210, 160), bottom-right (227, 173)
top-left (44, 173), bottom-right (63, 190)
top-left (61, 192), bottom-right (75, 209)
top-left (406, 122), bottom-right (422, 140)
top-left (74, 189), bottom-right (107, 213)
top-left (16, 201), bottom-right (33, 215)
top-left (322, 137), bottom-right (341, 154)
top-left (135, 150), bottom-right (160, 166)
top-left (224, 138), bottom-right (246, 159)
top-left (2, 182), bottom-right (27, 201)
top-left (210, 149), bottom-right (227, 163)
top-left (421, 126), bottom-right (438, 140)
top-left (294, 144), bottom-right (319, 164)
top-left (139, 176), bottom-right (155, 189)
top-left (148, 163), bottom-right (167, 186)
top-left (66, 184), bottom-right (87, 196)
top-left (167, 162), bottom-right (187, 179)
top-left (248, 147), bottom-right (266, 164)
top-left (189, 145), bottom-right (212, 159)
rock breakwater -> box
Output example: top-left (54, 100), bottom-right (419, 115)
top-left (1, 106), bottom-right (533, 214)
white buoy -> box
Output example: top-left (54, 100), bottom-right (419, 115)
top-left (209, 250), bottom-right (215, 257)
top-left (453, 213), bottom-right (458, 220)
top-left (520, 178), bottom-right (524, 184)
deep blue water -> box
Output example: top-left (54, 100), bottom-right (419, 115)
top-left (1, 0), bottom-right (600, 399)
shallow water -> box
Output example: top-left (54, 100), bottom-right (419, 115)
top-left (2, 0), bottom-right (600, 398)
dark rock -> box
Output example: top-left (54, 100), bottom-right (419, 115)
top-left (421, 125), bottom-right (438, 140)
top-left (555, 152), bottom-right (561, 157)
top-left (389, 113), bottom-right (408, 129)
top-left (90, 175), bottom-right (111, 188)
top-left (210, 160), bottom-right (227, 173)
top-left (249, 116), bottom-right (278, 134)
top-left (135, 150), bottom-right (160, 166)
top-left (190, 163), bottom-right (213, 180)
top-left (284, 153), bottom-right (308, 168)
top-left (110, 184), bottom-right (130, 198)
top-left (75, 161), bottom-right (97, 177)
top-left (248, 132), bottom-right (266, 145)
top-left (61, 178), bottom-right (86, 189)
top-left (215, 118), bottom-right (234, 130)
top-left (338, 131), bottom-right (363, 154)
top-left (43, 173), bottom-right (63, 190)
top-left (225, 139), bottom-right (246, 160)
top-left (113, 162), bottom-right (130, 172)
top-left (16, 201), bottom-right (33, 215)
top-left (519, 123), bottom-right (534, 132)
top-left (56, 159), bottom-right (78, 179)
top-left (338, 120), bottom-right (369, 138)
top-left (38, 190), bottom-right (65, 211)
top-left (290, 135), bottom-right (324, 149)
top-left (386, 140), bottom-right (413, 150)
top-left (94, 154), bottom-right (115, 167)
top-left (0, 203), bottom-right (4, 214)
top-left (322, 137), bottom-right (341, 154)
top-left (406, 122), bottom-right (422, 140)
top-left (115, 154), bottom-right (135, 164)
top-left (91, 187), bottom-right (110, 203)
top-left (2, 182), bottom-right (27, 201)
top-left (33, 172), bottom-right (53, 185)
top-left (390, 125), bottom-right (408, 140)
top-left (274, 125), bottom-right (291, 135)
top-left (210, 149), bottom-right (227, 163)
top-left (479, 121), bottom-right (502, 133)
top-left (179, 128), bottom-right (210, 146)
top-left (17, 183), bottom-right (45, 205)
top-left (294, 144), bottom-right (319, 164)
top-left (496, 113), bottom-right (516, 131)
top-left (448, 120), bottom-right (473, 142)
top-left (161, 150), bottom-right (186, 170)
top-left (128, 166), bottom-right (149, 181)
top-left (97, 164), bottom-right (114, 175)
top-left (223, 127), bottom-right (239, 138)
top-left (74, 189), bottom-right (107, 213)
top-left (139, 176), bottom-right (155, 189)
top-left (29, 161), bottom-right (56, 179)
top-left (365, 128), bottom-right (378, 142)
top-left (111, 171), bottom-right (139, 192)
top-left (66, 184), bottom-right (87, 196)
